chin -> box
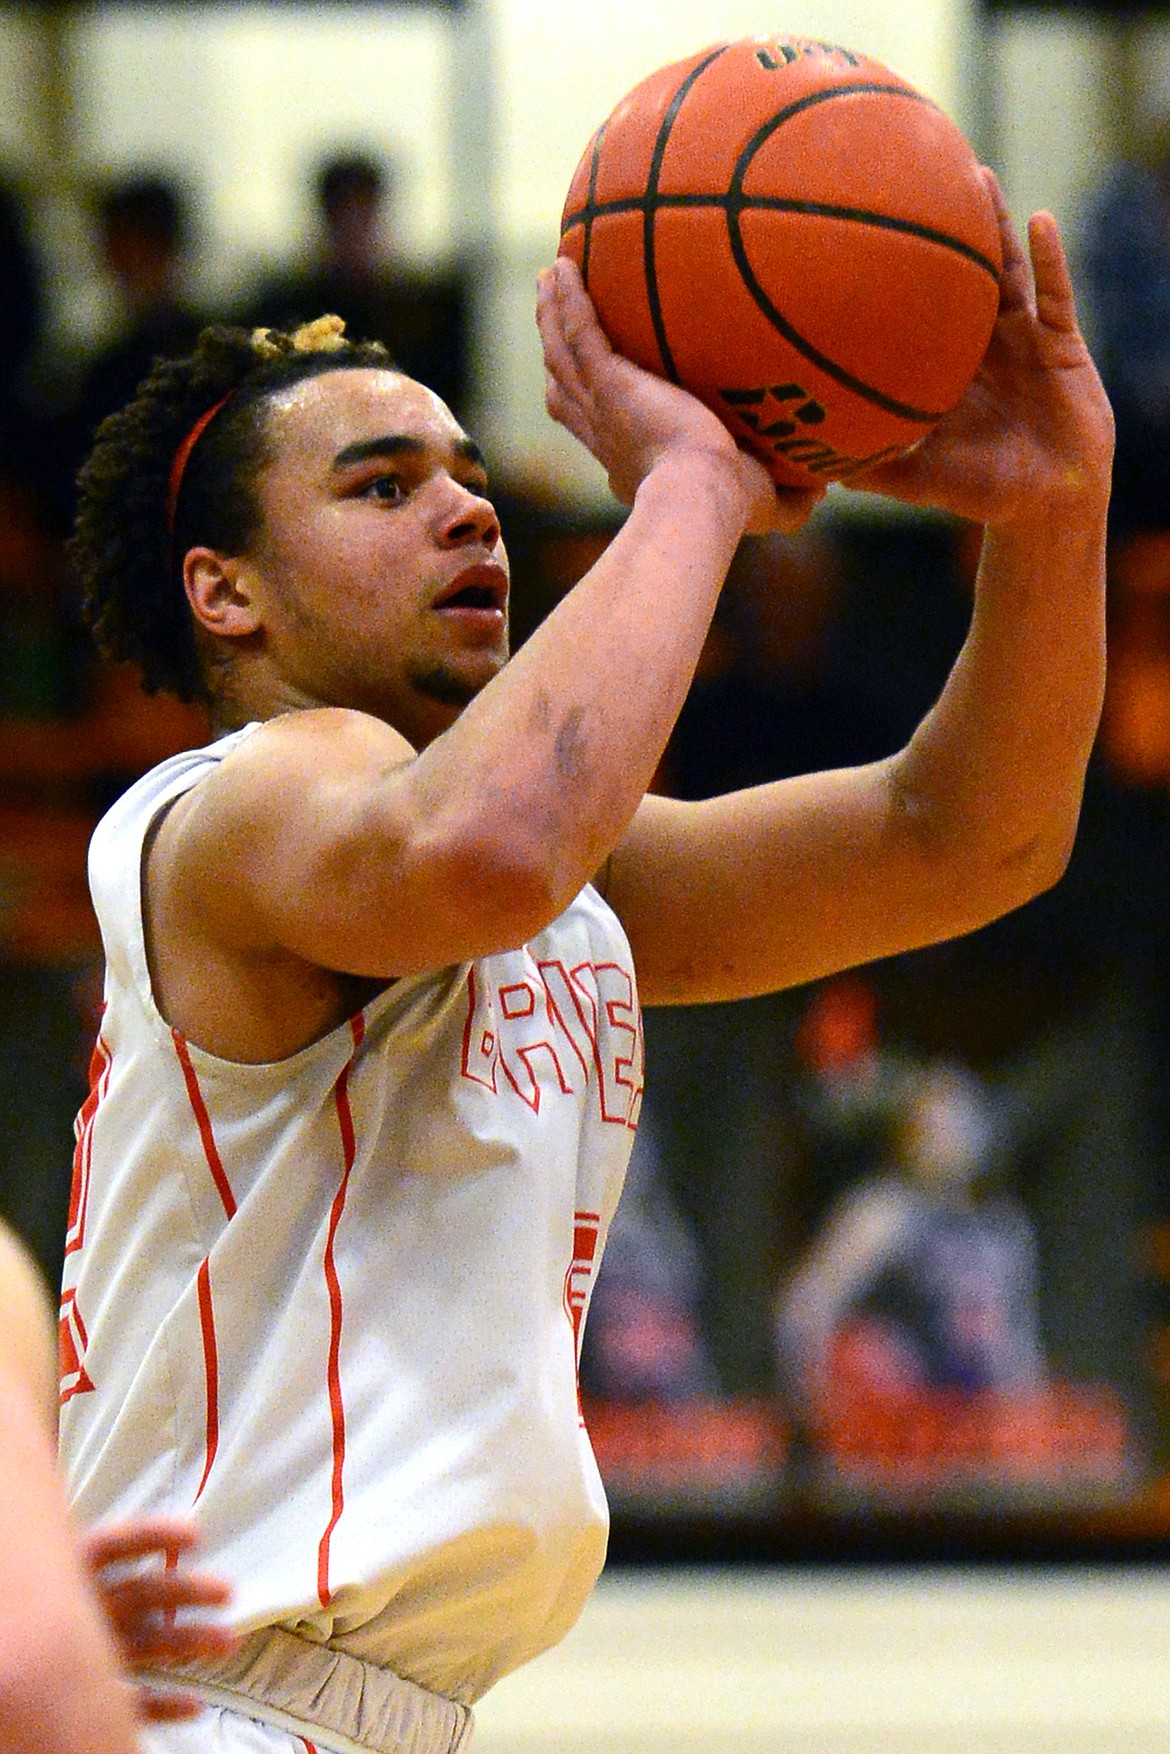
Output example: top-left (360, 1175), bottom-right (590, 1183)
top-left (410, 654), bottom-right (505, 712)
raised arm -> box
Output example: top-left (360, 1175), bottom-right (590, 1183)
top-left (157, 273), bottom-right (820, 1003)
top-left (602, 176), bottom-right (1112, 1004)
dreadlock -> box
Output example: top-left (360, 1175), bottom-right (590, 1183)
top-left (70, 315), bottom-right (392, 701)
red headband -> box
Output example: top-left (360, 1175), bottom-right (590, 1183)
top-left (165, 390), bottom-right (236, 546)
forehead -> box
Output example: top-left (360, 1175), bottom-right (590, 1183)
top-left (261, 366), bottom-right (470, 469)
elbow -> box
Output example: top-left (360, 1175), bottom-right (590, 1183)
top-left (435, 827), bottom-right (570, 952)
top-left (890, 764), bottom-right (1081, 931)
top-left (952, 815), bottom-right (1079, 930)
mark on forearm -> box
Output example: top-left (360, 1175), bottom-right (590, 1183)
top-left (554, 705), bottom-right (590, 782)
top-left (528, 690), bottom-right (554, 735)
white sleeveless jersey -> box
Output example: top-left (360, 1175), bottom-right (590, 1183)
top-left (59, 724), bottom-right (642, 1707)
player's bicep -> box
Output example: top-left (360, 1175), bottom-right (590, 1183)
top-left (158, 715), bottom-right (423, 974)
top-left (158, 711), bottom-right (548, 978)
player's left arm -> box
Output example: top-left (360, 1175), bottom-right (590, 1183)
top-left (605, 179), bottom-right (1111, 1007)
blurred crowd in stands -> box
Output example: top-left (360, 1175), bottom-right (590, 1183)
top-left (4, 139), bottom-right (1170, 1519)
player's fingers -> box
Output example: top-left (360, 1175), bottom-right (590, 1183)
top-left (543, 371), bottom-right (597, 454)
top-left (849, 446), bottom-right (934, 506)
top-left (536, 270), bottom-right (593, 420)
top-left (136, 1689), bottom-right (208, 1723)
top-left (982, 169), bottom-right (1031, 319)
top-left (123, 1619), bottom-right (238, 1667)
top-left (768, 483), bottom-right (826, 535)
top-left (1027, 210), bottom-right (1079, 334)
top-left (83, 1518), bottom-right (201, 1574)
top-left (99, 1569), bottom-right (233, 1633)
top-left (546, 258), bottom-right (615, 386)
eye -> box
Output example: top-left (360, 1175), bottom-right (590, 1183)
top-left (359, 473), bottom-right (406, 503)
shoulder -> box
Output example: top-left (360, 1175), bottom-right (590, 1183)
top-left (172, 708), bottom-right (415, 831)
top-left (147, 707), bottom-right (417, 954)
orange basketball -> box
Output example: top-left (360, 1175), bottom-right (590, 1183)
top-left (558, 35), bottom-right (1002, 488)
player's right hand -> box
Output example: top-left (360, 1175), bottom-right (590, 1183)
top-left (537, 256), bottom-right (822, 535)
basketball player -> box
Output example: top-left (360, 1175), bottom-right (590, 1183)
top-left (59, 175), bottom-right (1110, 1753)
top-left (0, 1217), bottom-right (233, 1750)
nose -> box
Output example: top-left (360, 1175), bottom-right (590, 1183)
top-left (433, 475), bottom-right (501, 551)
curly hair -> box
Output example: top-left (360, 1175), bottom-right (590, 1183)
top-left (70, 315), bottom-right (393, 701)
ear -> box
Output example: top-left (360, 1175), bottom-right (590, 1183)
top-left (183, 548), bottom-right (262, 639)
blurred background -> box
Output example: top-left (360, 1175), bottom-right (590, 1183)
top-left (5, 3), bottom-right (1170, 1735)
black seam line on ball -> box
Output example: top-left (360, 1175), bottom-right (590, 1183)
top-left (724, 82), bottom-right (984, 423)
top-left (644, 43), bottom-right (732, 382)
top-left (581, 119), bottom-right (608, 285)
top-left (563, 190), bottom-right (999, 280)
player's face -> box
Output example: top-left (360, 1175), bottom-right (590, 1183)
top-left (243, 367), bottom-right (509, 747)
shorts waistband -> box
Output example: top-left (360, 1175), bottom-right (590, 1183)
top-left (143, 1625), bottom-right (474, 1754)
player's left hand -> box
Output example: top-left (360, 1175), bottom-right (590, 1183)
top-left (81, 1516), bottom-right (236, 1722)
top-left (851, 170), bottom-right (1114, 528)
top-left (538, 255), bottom-right (823, 535)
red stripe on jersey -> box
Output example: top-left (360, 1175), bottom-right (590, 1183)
top-left (316, 1013), bottom-right (364, 1608)
top-left (172, 1029), bottom-right (237, 1219)
top-left (193, 1258), bottom-right (220, 1502)
top-left (66, 1031), bottom-right (112, 1256)
top-left (301, 1744), bottom-right (319, 1754)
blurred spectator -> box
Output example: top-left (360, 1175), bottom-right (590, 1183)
top-left (48, 173), bottom-right (207, 523)
top-left (775, 1057), bottom-right (1045, 1432)
top-left (580, 1108), bottom-right (717, 1404)
top-left (240, 148), bottom-right (471, 418)
top-left (0, 173), bottom-right (47, 469)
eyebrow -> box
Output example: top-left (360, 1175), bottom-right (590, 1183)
top-left (330, 434), bottom-right (488, 472)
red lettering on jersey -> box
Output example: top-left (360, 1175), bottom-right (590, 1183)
top-left (564, 1211), bottom-right (601, 1422)
top-left (500, 1040), bottom-right (577, 1113)
top-left (499, 982), bottom-right (535, 1020)
top-left (563, 1211), bottom-right (600, 1356)
top-left (461, 958), bottom-right (641, 1127)
top-left (567, 962), bottom-right (644, 1128)
top-left (537, 960), bottom-right (594, 1083)
top-left (59, 1289), bottom-right (95, 1406)
top-left (67, 1028), bottom-right (112, 1257)
top-left (461, 968), bottom-right (499, 1091)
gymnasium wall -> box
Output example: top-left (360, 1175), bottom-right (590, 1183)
top-left (0, 0), bottom-right (1144, 493)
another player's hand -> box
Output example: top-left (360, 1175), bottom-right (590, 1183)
top-left (851, 170), bottom-right (1114, 528)
top-left (537, 256), bottom-right (822, 535)
top-left (82, 1516), bottom-right (236, 1723)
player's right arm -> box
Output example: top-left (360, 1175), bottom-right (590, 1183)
top-left (152, 280), bottom-right (818, 1001)
top-left (0, 1224), bottom-right (143, 1754)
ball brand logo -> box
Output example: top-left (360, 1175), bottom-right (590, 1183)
top-left (722, 382), bottom-right (826, 436)
top-left (756, 40), bottom-right (862, 73)
top-left (719, 383), bottom-right (902, 479)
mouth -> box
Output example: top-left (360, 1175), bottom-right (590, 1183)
top-left (432, 563), bottom-right (509, 615)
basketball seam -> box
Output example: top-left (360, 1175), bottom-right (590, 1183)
top-left (560, 66), bottom-right (996, 429)
top-left (563, 192), bottom-right (999, 281)
top-left (581, 119), bottom-right (608, 286)
top-left (723, 81), bottom-right (992, 418)
top-left (643, 44), bottom-right (732, 382)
